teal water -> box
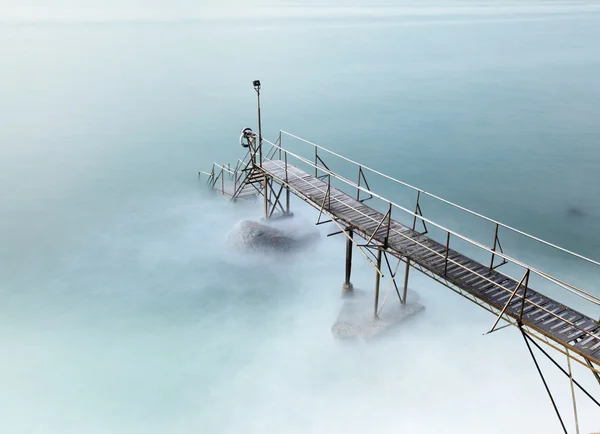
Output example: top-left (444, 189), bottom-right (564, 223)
top-left (1, 3), bottom-right (600, 433)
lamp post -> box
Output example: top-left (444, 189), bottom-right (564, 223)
top-left (253, 80), bottom-right (262, 166)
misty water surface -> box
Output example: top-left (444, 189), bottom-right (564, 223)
top-left (1, 2), bottom-right (600, 433)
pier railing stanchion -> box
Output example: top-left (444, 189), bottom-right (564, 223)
top-left (284, 148), bottom-right (290, 215)
top-left (490, 223), bottom-right (499, 269)
top-left (278, 131), bottom-right (282, 160)
top-left (518, 269), bottom-right (531, 323)
top-left (356, 166), bottom-right (362, 201)
top-left (444, 232), bottom-right (451, 276)
top-left (412, 191), bottom-right (421, 231)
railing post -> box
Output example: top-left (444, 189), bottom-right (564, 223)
top-left (444, 232), bottom-right (451, 276)
top-left (221, 168), bottom-right (224, 193)
top-left (285, 150), bottom-right (290, 214)
top-left (357, 166), bottom-right (362, 201)
top-left (518, 269), bottom-right (531, 323)
top-left (278, 131), bottom-right (282, 160)
top-left (314, 146), bottom-right (318, 178)
top-left (412, 191), bottom-right (421, 231)
top-left (385, 203), bottom-right (392, 246)
top-left (328, 174), bottom-right (331, 210)
top-left (490, 223), bottom-right (499, 269)
top-left (263, 174), bottom-right (269, 219)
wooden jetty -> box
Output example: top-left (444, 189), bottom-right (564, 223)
top-left (199, 82), bottom-right (600, 431)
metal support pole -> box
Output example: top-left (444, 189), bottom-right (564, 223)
top-left (412, 191), bottom-right (420, 231)
top-left (356, 166), bottom-right (362, 201)
top-left (444, 232), bottom-right (451, 276)
top-left (343, 230), bottom-right (354, 294)
top-left (257, 88), bottom-right (262, 167)
top-left (586, 359), bottom-right (600, 386)
top-left (385, 203), bottom-right (392, 245)
top-left (374, 249), bottom-right (383, 317)
top-left (486, 270), bottom-right (529, 334)
top-left (283, 141), bottom-right (290, 215)
top-left (278, 131), bottom-right (282, 160)
top-left (490, 223), bottom-right (499, 269)
top-left (263, 175), bottom-right (269, 219)
top-left (525, 334), bottom-right (600, 408)
top-left (314, 147), bottom-right (318, 178)
top-left (518, 270), bottom-right (531, 323)
top-left (566, 349), bottom-right (580, 434)
top-left (521, 329), bottom-right (568, 434)
top-left (402, 259), bottom-right (410, 304)
top-left (328, 174), bottom-right (331, 210)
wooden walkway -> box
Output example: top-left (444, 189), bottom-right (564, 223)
top-left (261, 159), bottom-right (600, 365)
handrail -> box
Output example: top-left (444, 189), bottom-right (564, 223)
top-left (280, 130), bottom-right (600, 269)
top-left (261, 137), bottom-right (600, 307)
top-left (213, 163), bottom-right (236, 176)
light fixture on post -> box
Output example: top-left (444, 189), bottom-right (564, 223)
top-left (253, 80), bottom-right (262, 166)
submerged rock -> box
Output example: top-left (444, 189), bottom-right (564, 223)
top-left (566, 207), bottom-right (588, 218)
top-left (227, 219), bottom-right (319, 253)
top-left (331, 288), bottom-right (425, 341)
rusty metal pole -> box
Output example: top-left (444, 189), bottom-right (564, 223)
top-left (255, 81), bottom-right (263, 167)
top-left (490, 223), bottom-right (499, 269)
top-left (374, 249), bottom-right (382, 318)
top-left (402, 259), bottom-right (410, 304)
top-left (284, 149), bottom-right (290, 215)
top-left (412, 191), bottom-right (420, 231)
top-left (566, 349), bottom-right (580, 434)
top-left (263, 175), bottom-right (269, 219)
top-left (342, 230), bottom-right (354, 294)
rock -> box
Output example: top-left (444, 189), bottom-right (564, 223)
top-left (566, 207), bottom-right (588, 218)
top-left (331, 288), bottom-right (425, 341)
top-left (227, 220), bottom-right (319, 253)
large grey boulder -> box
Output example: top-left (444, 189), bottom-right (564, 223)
top-left (227, 220), bottom-right (319, 253)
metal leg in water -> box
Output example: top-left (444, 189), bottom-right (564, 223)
top-left (263, 174), bottom-right (269, 219)
top-left (402, 259), bottom-right (410, 305)
top-left (521, 329), bottom-right (568, 434)
top-left (374, 249), bottom-right (382, 318)
top-left (342, 230), bottom-right (354, 294)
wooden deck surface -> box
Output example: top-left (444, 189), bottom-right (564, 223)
top-left (261, 159), bottom-right (600, 365)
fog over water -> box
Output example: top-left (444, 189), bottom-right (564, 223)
top-left (1, 1), bottom-right (600, 433)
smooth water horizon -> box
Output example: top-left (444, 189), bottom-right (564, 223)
top-left (1, 2), bottom-right (600, 433)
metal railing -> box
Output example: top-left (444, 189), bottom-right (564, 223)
top-left (199, 136), bottom-right (285, 198)
top-left (280, 131), bottom-right (600, 269)
top-left (257, 132), bottom-right (600, 350)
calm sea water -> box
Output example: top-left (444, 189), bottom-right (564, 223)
top-left (1, 3), bottom-right (600, 433)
